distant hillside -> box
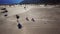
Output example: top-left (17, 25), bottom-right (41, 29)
top-left (19, 0), bottom-right (60, 5)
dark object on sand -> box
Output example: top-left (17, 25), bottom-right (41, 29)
top-left (4, 14), bottom-right (8, 17)
top-left (24, 7), bottom-right (26, 10)
top-left (31, 18), bottom-right (35, 22)
top-left (1, 10), bottom-right (8, 13)
top-left (16, 15), bottom-right (20, 19)
top-left (4, 10), bottom-right (8, 12)
top-left (1, 8), bottom-right (6, 10)
top-left (26, 17), bottom-right (29, 21)
top-left (17, 23), bottom-right (22, 29)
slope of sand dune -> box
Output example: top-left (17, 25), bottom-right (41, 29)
top-left (0, 5), bottom-right (60, 34)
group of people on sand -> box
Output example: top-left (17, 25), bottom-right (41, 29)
top-left (1, 8), bottom-right (8, 17)
top-left (16, 15), bottom-right (35, 29)
top-left (1, 7), bottom-right (35, 29)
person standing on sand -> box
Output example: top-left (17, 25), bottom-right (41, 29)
top-left (16, 15), bottom-right (22, 29)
